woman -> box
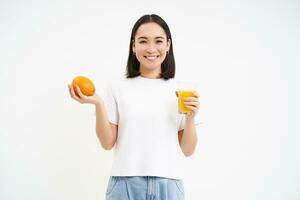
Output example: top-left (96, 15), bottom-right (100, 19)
top-left (68, 14), bottom-right (200, 200)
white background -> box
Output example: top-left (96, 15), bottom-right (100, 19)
top-left (1, 0), bottom-right (300, 199)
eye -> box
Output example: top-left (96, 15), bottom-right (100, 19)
top-left (156, 40), bottom-right (163, 43)
top-left (139, 40), bottom-right (146, 44)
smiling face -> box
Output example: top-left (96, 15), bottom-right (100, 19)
top-left (132, 22), bottom-right (171, 78)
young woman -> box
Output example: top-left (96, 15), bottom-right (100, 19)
top-left (68, 14), bottom-right (200, 200)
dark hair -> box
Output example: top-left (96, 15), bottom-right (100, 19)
top-left (125, 14), bottom-right (175, 80)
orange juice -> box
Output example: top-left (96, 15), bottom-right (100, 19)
top-left (177, 90), bottom-right (194, 113)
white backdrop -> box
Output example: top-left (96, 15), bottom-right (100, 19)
top-left (1, 0), bottom-right (300, 199)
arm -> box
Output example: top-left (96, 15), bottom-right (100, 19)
top-left (68, 84), bottom-right (117, 150)
top-left (177, 90), bottom-right (200, 157)
top-left (178, 117), bottom-right (198, 157)
top-left (95, 101), bottom-right (118, 150)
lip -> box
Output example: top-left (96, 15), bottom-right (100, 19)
top-left (144, 55), bottom-right (159, 61)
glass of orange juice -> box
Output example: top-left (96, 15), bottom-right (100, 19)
top-left (177, 90), bottom-right (194, 113)
top-left (176, 81), bottom-right (198, 114)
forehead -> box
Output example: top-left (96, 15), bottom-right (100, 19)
top-left (135, 22), bottom-right (167, 39)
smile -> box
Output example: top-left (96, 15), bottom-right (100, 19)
top-left (144, 55), bottom-right (159, 61)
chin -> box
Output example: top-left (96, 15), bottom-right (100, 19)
top-left (143, 64), bottom-right (161, 70)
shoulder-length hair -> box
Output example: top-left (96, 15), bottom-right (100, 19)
top-left (125, 14), bottom-right (175, 80)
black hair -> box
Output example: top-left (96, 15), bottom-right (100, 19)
top-left (125, 14), bottom-right (175, 80)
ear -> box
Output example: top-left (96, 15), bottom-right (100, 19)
top-left (167, 39), bottom-right (171, 51)
top-left (132, 40), bottom-right (135, 53)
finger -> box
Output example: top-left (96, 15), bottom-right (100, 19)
top-left (184, 101), bottom-right (199, 107)
top-left (185, 103), bottom-right (200, 111)
top-left (68, 85), bottom-right (73, 96)
top-left (75, 85), bottom-right (87, 99)
top-left (192, 91), bottom-right (200, 98)
top-left (184, 105), bottom-right (198, 113)
top-left (70, 85), bottom-right (82, 101)
top-left (69, 84), bottom-right (76, 97)
top-left (184, 97), bottom-right (198, 102)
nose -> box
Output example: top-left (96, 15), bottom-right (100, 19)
top-left (146, 43), bottom-right (156, 53)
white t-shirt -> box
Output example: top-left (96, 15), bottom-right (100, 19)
top-left (103, 76), bottom-right (201, 179)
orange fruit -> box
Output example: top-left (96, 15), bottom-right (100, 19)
top-left (72, 76), bottom-right (95, 96)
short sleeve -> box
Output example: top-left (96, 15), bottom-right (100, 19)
top-left (102, 82), bottom-right (119, 125)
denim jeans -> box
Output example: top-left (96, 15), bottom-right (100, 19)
top-left (106, 176), bottom-right (185, 200)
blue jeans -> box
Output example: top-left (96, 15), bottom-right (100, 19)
top-left (106, 176), bottom-right (185, 200)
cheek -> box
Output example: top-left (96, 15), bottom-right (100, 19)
top-left (158, 45), bottom-right (168, 53)
top-left (136, 49), bottom-right (146, 58)
top-left (158, 49), bottom-right (167, 57)
top-left (135, 44), bottom-right (147, 52)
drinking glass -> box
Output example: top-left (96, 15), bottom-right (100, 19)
top-left (176, 81), bottom-right (198, 114)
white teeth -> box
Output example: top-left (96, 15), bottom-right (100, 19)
top-left (146, 56), bottom-right (158, 60)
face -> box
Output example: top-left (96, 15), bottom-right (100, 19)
top-left (132, 22), bottom-right (171, 76)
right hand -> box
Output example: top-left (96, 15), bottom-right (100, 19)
top-left (68, 84), bottom-right (101, 105)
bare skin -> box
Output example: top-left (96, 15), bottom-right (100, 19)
top-left (68, 22), bottom-right (200, 156)
top-left (68, 84), bottom-right (117, 150)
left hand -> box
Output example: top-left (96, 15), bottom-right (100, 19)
top-left (183, 91), bottom-right (200, 119)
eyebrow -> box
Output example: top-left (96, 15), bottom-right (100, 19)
top-left (137, 36), bottom-right (166, 40)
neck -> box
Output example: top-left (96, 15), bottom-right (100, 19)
top-left (140, 66), bottom-right (161, 79)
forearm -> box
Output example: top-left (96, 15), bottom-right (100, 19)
top-left (95, 100), bottom-right (116, 150)
top-left (181, 117), bottom-right (198, 156)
